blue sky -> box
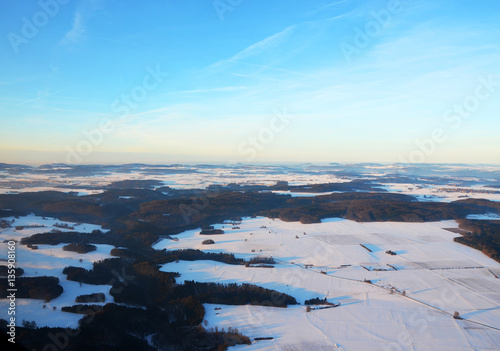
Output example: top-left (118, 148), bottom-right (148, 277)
top-left (0, 0), bottom-right (499, 165)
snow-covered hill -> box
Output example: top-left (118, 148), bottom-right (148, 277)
top-left (156, 217), bottom-right (500, 350)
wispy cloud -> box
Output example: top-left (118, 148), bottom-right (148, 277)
top-left (114, 104), bottom-right (194, 130)
top-left (60, 12), bottom-right (85, 45)
top-left (174, 86), bottom-right (247, 94)
top-left (202, 13), bottom-right (356, 80)
top-left (316, 0), bottom-right (353, 12)
top-left (59, 0), bottom-right (102, 46)
top-left (15, 89), bottom-right (68, 106)
top-left (204, 25), bottom-right (296, 74)
top-left (230, 72), bottom-right (294, 83)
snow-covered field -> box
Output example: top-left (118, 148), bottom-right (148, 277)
top-left (467, 213), bottom-right (500, 220)
top-left (380, 183), bottom-right (500, 202)
top-left (1, 163), bottom-right (500, 349)
top-left (156, 217), bottom-right (500, 350)
top-left (0, 165), bottom-right (349, 194)
top-left (1, 213), bottom-right (499, 349)
top-left (0, 215), bottom-right (114, 328)
top-left (2, 164), bottom-right (499, 204)
top-left (268, 190), bottom-right (342, 197)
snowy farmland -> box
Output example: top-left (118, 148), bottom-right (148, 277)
top-left (2, 163), bottom-right (499, 205)
top-left (0, 215), bottom-right (114, 328)
top-left (155, 217), bottom-right (500, 350)
top-left (380, 183), bottom-right (500, 203)
top-left (1, 214), bottom-right (500, 349)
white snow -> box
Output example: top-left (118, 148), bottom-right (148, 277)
top-left (0, 215), bottom-right (113, 328)
top-left (269, 190), bottom-right (342, 197)
top-left (2, 165), bottom-right (500, 348)
top-left (467, 213), bottom-right (500, 220)
top-left (157, 217), bottom-right (500, 350)
top-left (0, 165), bottom-right (351, 193)
top-left (381, 183), bottom-right (500, 202)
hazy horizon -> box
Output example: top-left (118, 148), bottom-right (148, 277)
top-left (2, 151), bottom-right (500, 167)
